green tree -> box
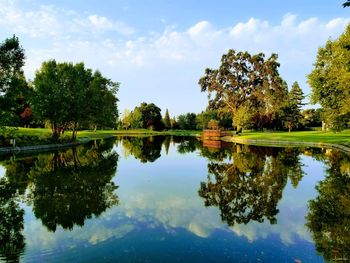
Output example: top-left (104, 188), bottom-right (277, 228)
top-left (281, 81), bottom-right (305, 132)
top-left (0, 35), bottom-right (32, 126)
top-left (163, 109), bottom-right (171, 129)
top-left (170, 117), bottom-right (178, 129)
top-left (343, 0), bottom-right (350, 7)
top-left (86, 71), bottom-right (119, 131)
top-left (136, 102), bottom-right (163, 130)
top-left (301, 108), bottom-right (322, 128)
top-left (33, 60), bottom-right (119, 141)
top-left (130, 108), bottom-right (143, 129)
top-left (121, 109), bottom-right (132, 129)
top-left (199, 49), bottom-right (286, 131)
top-left (177, 113), bottom-right (197, 130)
top-left (308, 24), bottom-right (350, 131)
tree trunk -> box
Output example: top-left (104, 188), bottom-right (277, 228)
top-left (51, 123), bottom-right (60, 142)
top-left (71, 122), bottom-right (79, 141)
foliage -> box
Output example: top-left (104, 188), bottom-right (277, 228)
top-left (33, 60), bottom-right (119, 141)
top-left (344, 0), bottom-right (350, 7)
top-left (196, 109), bottom-right (232, 130)
top-left (163, 109), bottom-right (171, 129)
top-left (0, 140), bottom-right (119, 233)
top-left (306, 151), bottom-right (350, 262)
top-left (177, 113), bottom-right (197, 130)
top-left (301, 108), bottom-right (322, 128)
top-left (308, 24), bottom-right (350, 131)
top-left (121, 103), bottom-right (163, 131)
top-left (207, 119), bottom-right (219, 130)
top-left (0, 35), bottom-right (32, 127)
top-left (120, 136), bottom-right (165, 162)
top-left (198, 145), bottom-right (304, 226)
top-left (199, 49), bottom-right (287, 131)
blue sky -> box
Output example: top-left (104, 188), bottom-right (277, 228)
top-left (0, 0), bottom-right (349, 116)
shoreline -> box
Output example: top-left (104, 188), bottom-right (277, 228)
top-left (228, 137), bottom-right (350, 155)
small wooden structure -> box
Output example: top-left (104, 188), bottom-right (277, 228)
top-left (201, 129), bottom-right (232, 150)
top-left (202, 130), bottom-right (231, 140)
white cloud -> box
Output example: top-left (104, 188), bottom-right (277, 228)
top-left (87, 14), bottom-right (134, 35)
top-left (0, 0), bottom-right (134, 38)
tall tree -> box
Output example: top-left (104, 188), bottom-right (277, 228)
top-left (177, 113), bottom-right (197, 130)
top-left (0, 35), bottom-right (31, 126)
top-left (136, 102), bottom-right (163, 130)
top-left (33, 60), bottom-right (119, 141)
top-left (163, 109), bottom-right (171, 129)
top-left (281, 81), bottom-right (305, 132)
top-left (199, 49), bottom-right (286, 131)
top-left (343, 0), bottom-right (350, 7)
top-left (308, 24), bottom-right (350, 131)
top-left (86, 70), bottom-right (119, 132)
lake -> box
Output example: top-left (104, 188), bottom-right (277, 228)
top-left (0, 136), bottom-right (349, 262)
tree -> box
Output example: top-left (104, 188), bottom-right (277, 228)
top-left (199, 49), bottom-right (286, 131)
top-left (308, 24), bottom-right (350, 131)
top-left (301, 108), bottom-right (322, 128)
top-left (177, 113), bottom-right (197, 130)
top-left (33, 60), bottom-right (119, 141)
top-left (136, 102), bottom-right (163, 130)
top-left (86, 71), bottom-right (119, 131)
top-left (0, 35), bottom-right (32, 126)
top-left (130, 108), bottom-right (143, 129)
top-left (281, 81), bottom-right (305, 132)
top-left (170, 117), bottom-right (178, 129)
top-left (163, 109), bottom-right (171, 129)
top-left (343, 0), bottom-right (350, 7)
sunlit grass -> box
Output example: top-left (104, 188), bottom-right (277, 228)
top-left (238, 130), bottom-right (350, 146)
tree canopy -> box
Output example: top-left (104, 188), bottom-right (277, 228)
top-left (120, 102), bottom-right (163, 130)
top-left (308, 24), bottom-right (350, 131)
top-left (33, 60), bottom-right (119, 141)
top-left (0, 35), bottom-right (32, 126)
top-left (199, 49), bottom-right (287, 131)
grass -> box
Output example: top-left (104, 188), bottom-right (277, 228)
top-left (237, 130), bottom-right (350, 146)
top-left (8, 128), bottom-right (350, 148)
top-left (13, 128), bottom-right (201, 141)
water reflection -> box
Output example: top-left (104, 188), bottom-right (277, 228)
top-left (0, 136), bottom-right (349, 262)
top-left (0, 139), bottom-right (119, 261)
top-left (27, 145), bottom-right (119, 232)
top-left (306, 149), bottom-right (350, 262)
top-left (198, 145), bottom-right (304, 226)
top-left (0, 185), bottom-right (25, 263)
top-left (120, 136), bottom-right (165, 163)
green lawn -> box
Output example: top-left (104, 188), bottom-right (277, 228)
top-left (8, 128), bottom-right (350, 148)
top-left (237, 130), bottom-right (350, 146)
top-left (14, 128), bottom-right (201, 140)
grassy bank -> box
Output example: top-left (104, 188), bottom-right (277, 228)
top-left (236, 130), bottom-right (350, 147)
top-left (10, 128), bottom-right (201, 144)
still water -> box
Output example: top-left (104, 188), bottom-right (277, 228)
top-left (0, 136), bottom-right (349, 262)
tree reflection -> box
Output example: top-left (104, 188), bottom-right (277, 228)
top-left (27, 143), bottom-right (119, 232)
top-left (0, 160), bottom-right (29, 263)
top-left (0, 140), bottom-right (119, 260)
top-left (198, 145), bottom-right (304, 226)
top-left (306, 150), bottom-right (350, 262)
top-left (121, 136), bottom-right (165, 163)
